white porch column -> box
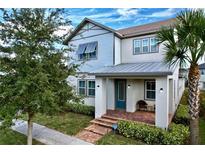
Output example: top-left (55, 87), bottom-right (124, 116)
top-left (156, 77), bottom-right (169, 129)
top-left (95, 77), bottom-right (107, 118)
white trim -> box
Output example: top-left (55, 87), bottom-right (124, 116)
top-left (145, 80), bottom-right (156, 100)
top-left (87, 80), bottom-right (95, 97)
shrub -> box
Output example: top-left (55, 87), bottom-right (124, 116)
top-left (63, 103), bottom-right (95, 116)
top-left (173, 104), bottom-right (190, 125)
top-left (162, 123), bottom-right (190, 145)
top-left (118, 120), bottom-right (190, 145)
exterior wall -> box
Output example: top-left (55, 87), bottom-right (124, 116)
top-left (67, 74), bottom-right (95, 106)
top-left (156, 76), bottom-right (169, 129)
top-left (114, 36), bottom-right (121, 65)
top-left (106, 79), bottom-right (115, 110)
top-left (68, 23), bottom-right (114, 73)
top-left (121, 34), bottom-right (166, 63)
top-left (126, 79), bottom-right (155, 112)
top-left (95, 77), bottom-right (107, 118)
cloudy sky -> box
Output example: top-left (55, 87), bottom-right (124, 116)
top-left (66, 8), bottom-right (184, 29)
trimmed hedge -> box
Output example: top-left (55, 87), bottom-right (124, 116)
top-left (63, 103), bottom-right (95, 116)
top-left (173, 104), bottom-right (190, 126)
top-left (118, 120), bottom-right (190, 145)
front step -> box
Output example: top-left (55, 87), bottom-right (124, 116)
top-left (96, 117), bottom-right (117, 124)
top-left (102, 115), bottom-right (122, 121)
top-left (84, 124), bottom-right (112, 135)
top-left (90, 119), bottom-right (113, 128)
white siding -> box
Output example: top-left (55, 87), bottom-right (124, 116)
top-left (121, 34), bottom-right (166, 63)
top-left (68, 23), bottom-right (114, 73)
top-left (114, 36), bottom-right (121, 65)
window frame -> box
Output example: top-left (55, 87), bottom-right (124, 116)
top-left (142, 38), bottom-right (149, 53)
top-left (133, 39), bottom-right (141, 55)
top-left (144, 80), bottom-right (156, 100)
top-left (150, 37), bottom-right (159, 53)
top-left (87, 80), bottom-right (95, 97)
top-left (77, 42), bottom-right (98, 61)
top-left (78, 80), bottom-right (86, 96)
top-left (133, 37), bottom-right (160, 55)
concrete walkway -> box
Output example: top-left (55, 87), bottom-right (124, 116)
top-left (11, 120), bottom-right (92, 145)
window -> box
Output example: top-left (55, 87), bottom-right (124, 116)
top-left (133, 37), bottom-right (159, 54)
top-left (142, 39), bottom-right (149, 53)
top-left (150, 37), bottom-right (159, 52)
top-left (87, 80), bottom-right (95, 96)
top-left (133, 39), bottom-right (141, 54)
top-left (145, 80), bottom-right (156, 100)
top-left (78, 80), bottom-right (86, 95)
top-left (77, 42), bottom-right (97, 60)
top-left (78, 80), bottom-right (95, 96)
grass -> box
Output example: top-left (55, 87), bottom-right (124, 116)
top-left (23, 112), bottom-right (93, 136)
top-left (97, 132), bottom-right (145, 145)
top-left (0, 129), bottom-right (42, 145)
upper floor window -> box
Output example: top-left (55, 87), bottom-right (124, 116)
top-left (150, 37), bottom-right (159, 52)
top-left (133, 37), bottom-right (159, 55)
top-left (76, 42), bottom-right (97, 60)
top-left (142, 39), bottom-right (149, 53)
top-left (133, 40), bottom-right (141, 54)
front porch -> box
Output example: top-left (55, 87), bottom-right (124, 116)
top-left (106, 109), bottom-right (155, 125)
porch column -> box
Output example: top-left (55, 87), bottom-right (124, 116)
top-left (95, 77), bottom-right (107, 118)
top-left (156, 77), bottom-right (169, 129)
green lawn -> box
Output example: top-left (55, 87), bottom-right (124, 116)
top-left (23, 112), bottom-right (93, 135)
top-left (97, 132), bottom-right (145, 145)
top-left (0, 129), bottom-right (42, 145)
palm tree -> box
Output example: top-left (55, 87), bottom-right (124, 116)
top-left (157, 9), bottom-right (205, 144)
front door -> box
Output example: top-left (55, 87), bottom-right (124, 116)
top-left (115, 79), bottom-right (126, 110)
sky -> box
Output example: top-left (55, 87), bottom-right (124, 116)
top-left (66, 8), bottom-right (185, 29)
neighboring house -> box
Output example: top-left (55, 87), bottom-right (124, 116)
top-left (64, 18), bottom-right (185, 129)
top-left (199, 63), bottom-right (205, 90)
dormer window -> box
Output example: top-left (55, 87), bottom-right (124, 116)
top-left (76, 42), bottom-right (97, 60)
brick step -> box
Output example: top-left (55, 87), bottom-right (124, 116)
top-left (84, 124), bottom-right (112, 135)
top-left (96, 117), bottom-right (118, 124)
top-left (90, 119), bottom-right (113, 128)
top-left (76, 130), bottom-right (102, 143)
top-left (101, 115), bottom-right (122, 121)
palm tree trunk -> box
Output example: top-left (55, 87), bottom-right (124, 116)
top-left (188, 63), bottom-right (200, 145)
top-left (27, 112), bottom-right (34, 145)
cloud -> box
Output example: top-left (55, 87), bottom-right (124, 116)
top-left (147, 8), bottom-right (177, 18)
top-left (117, 8), bottom-right (139, 17)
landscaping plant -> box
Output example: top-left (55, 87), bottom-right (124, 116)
top-left (157, 9), bottom-right (205, 144)
top-left (0, 9), bottom-right (79, 145)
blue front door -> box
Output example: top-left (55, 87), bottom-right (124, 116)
top-left (115, 79), bottom-right (126, 110)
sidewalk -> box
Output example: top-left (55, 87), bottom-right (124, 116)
top-left (11, 120), bottom-right (92, 145)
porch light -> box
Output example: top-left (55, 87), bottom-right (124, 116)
top-left (159, 88), bottom-right (163, 93)
top-left (128, 85), bottom-right (131, 88)
top-left (97, 85), bottom-right (100, 88)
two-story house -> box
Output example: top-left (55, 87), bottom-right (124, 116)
top-left (64, 18), bottom-right (185, 129)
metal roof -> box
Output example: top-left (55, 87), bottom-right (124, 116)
top-left (90, 62), bottom-right (175, 77)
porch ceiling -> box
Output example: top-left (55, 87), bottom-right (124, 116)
top-left (90, 62), bottom-right (175, 77)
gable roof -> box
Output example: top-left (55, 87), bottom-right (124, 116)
top-left (117, 18), bottom-right (176, 38)
top-left (63, 17), bottom-right (176, 45)
top-left (63, 18), bottom-right (122, 44)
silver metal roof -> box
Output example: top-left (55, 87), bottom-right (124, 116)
top-left (90, 62), bottom-right (175, 77)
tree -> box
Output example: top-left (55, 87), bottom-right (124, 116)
top-left (157, 9), bottom-right (205, 144)
top-left (0, 9), bottom-right (79, 145)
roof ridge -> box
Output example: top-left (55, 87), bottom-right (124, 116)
top-left (117, 18), bottom-right (175, 31)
